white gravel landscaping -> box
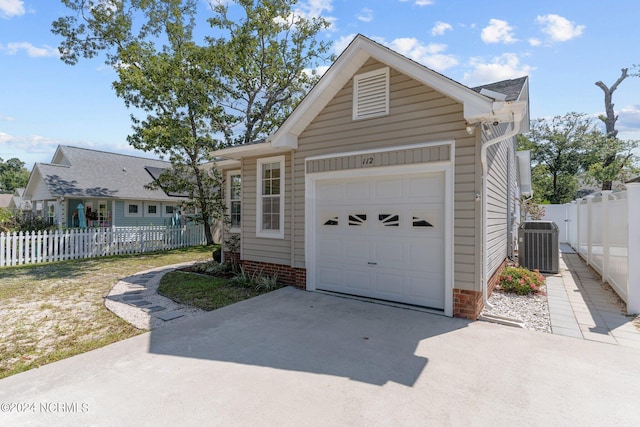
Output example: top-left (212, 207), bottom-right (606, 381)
top-left (481, 285), bottom-right (551, 333)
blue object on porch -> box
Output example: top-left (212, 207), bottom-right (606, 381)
top-left (77, 203), bottom-right (87, 228)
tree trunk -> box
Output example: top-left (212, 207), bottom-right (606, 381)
top-left (595, 68), bottom-right (628, 190)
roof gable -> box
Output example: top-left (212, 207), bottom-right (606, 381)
top-left (25, 146), bottom-right (188, 201)
top-left (269, 34), bottom-right (517, 149)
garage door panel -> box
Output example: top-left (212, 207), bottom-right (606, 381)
top-left (408, 174), bottom-right (443, 199)
top-left (374, 270), bottom-right (405, 295)
top-left (317, 183), bottom-right (343, 202)
top-left (318, 267), bottom-right (342, 287)
top-left (345, 181), bottom-right (370, 201)
top-left (314, 170), bottom-right (446, 310)
top-left (375, 241), bottom-right (405, 264)
top-left (344, 269), bottom-right (371, 291)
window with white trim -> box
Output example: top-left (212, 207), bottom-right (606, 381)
top-left (125, 202), bottom-right (142, 217)
top-left (145, 202), bottom-right (160, 217)
top-left (353, 67), bottom-right (389, 120)
top-left (256, 156), bottom-right (284, 239)
top-left (163, 204), bottom-right (176, 216)
top-left (227, 170), bottom-right (242, 232)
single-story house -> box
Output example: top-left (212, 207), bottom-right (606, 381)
top-left (23, 145), bottom-right (190, 228)
top-left (214, 34), bottom-right (531, 319)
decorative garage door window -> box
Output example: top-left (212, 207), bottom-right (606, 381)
top-left (323, 216), bottom-right (339, 226)
top-left (348, 214), bottom-right (367, 226)
top-left (411, 212), bottom-right (435, 228)
top-left (378, 214), bottom-right (399, 227)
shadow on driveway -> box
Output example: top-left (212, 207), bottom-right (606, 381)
top-left (147, 286), bottom-right (470, 386)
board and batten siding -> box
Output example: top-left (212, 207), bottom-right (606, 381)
top-left (288, 58), bottom-right (480, 292)
top-left (239, 153), bottom-right (293, 266)
top-left (484, 123), bottom-right (514, 278)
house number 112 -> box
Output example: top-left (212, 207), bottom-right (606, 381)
top-left (361, 156), bottom-right (374, 166)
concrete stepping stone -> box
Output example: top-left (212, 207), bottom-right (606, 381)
top-left (123, 290), bottom-right (143, 295)
top-left (130, 300), bottom-right (151, 307)
top-left (145, 305), bottom-right (166, 313)
top-left (155, 311), bottom-right (184, 321)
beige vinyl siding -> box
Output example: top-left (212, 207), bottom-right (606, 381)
top-left (306, 144), bottom-right (450, 173)
top-left (292, 58), bottom-right (479, 291)
top-left (240, 153), bottom-right (293, 265)
top-left (485, 124), bottom-right (513, 278)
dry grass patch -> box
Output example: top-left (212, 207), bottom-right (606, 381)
top-left (0, 246), bottom-right (212, 379)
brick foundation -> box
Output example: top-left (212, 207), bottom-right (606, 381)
top-left (453, 259), bottom-right (508, 320)
top-left (453, 289), bottom-right (483, 320)
top-left (241, 260), bottom-right (306, 289)
top-left (223, 251), bottom-right (241, 266)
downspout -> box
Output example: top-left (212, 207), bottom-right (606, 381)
top-left (480, 115), bottom-right (519, 310)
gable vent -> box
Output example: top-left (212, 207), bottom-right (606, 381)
top-left (353, 67), bottom-right (389, 120)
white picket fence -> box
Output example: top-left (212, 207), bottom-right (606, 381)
top-left (541, 183), bottom-right (640, 314)
top-left (0, 224), bottom-right (206, 267)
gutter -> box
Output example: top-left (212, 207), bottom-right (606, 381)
top-left (480, 115), bottom-right (519, 310)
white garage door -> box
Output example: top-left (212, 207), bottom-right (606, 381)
top-left (315, 171), bottom-right (445, 309)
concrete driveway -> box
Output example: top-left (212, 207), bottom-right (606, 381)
top-left (1, 287), bottom-right (639, 426)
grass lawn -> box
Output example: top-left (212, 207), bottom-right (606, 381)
top-left (0, 245), bottom-right (212, 380)
top-left (158, 271), bottom-right (265, 311)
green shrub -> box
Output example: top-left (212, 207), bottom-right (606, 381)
top-left (498, 266), bottom-right (545, 295)
top-left (231, 266), bottom-right (279, 292)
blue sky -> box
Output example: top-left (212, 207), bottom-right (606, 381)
top-left (1, 0), bottom-right (639, 169)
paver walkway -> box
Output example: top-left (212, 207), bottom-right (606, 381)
top-left (546, 244), bottom-right (640, 348)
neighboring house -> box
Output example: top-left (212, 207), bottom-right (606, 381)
top-left (214, 34), bottom-right (531, 319)
top-left (23, 145), bottom-right (189, 228)
top-left (0, 193), bottom-right (12, 209)
top-left (8, 188), bottom-right (32, 213)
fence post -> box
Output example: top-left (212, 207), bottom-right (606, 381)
top-left (586, 195), bottom-right (594, 266)
top-left (601, 190), bottom-right (611, 285)
top-left (575, 198), bottom-right (582, 254)
top-left (627, 183), bottom-right (640, 314)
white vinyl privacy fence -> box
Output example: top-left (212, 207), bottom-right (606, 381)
top-left (0, 224), bottom-right (206, 267)
top-left (540, 183), bottom-right (640, 314)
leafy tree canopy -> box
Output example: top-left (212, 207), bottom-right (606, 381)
top-left (517, 113), bottom-right (597, 204)
top-left (0, 157), bottom-right (30, 194)
top-left (52, 0), bottom-right (332, 244)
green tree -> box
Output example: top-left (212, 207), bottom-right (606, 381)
top-left (0, 158), bottom-right (30, 194)
top-left (207, 0), bottom-right (333, 145)
top-left (518, 113), bottom-right (596, 204)
top-left (53, 0), bottom-right (223, 244)
top-left (52, 0), bottom-right (331, 245)
top-left (584, 132), bottom-right (638, 189)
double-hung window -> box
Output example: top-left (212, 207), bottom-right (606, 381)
top-left (257, 156), bottom-right (284, 239)
top-left (227, 170), bottom-right (242, 232)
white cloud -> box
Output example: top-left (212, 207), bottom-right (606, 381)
top-left (399, 0), bottom-right (434, 6)
top-left (431, 21), bottom-right (452, 36)
top-left (0, 132), bottom-right (62, 157)
top-left (617, 105), bottom-right (640, 133)
top-left (481, 19), bottom-right (517, 44)
top-left (384, 37), bottom-right (458, 71)
top-left (536, 14), bottom-right (585, 42)
top-left (464, 53), bottom-right (534, 86)
top-left (0, 115), bottom-right (15, 121)
top-left (1, 42), bottom-right (59, 57)
top-left (278, 0), bottom-right (337, 31)
top-left (332, 33), bottom-right (357, 55)
top-left (356, 8), bottom-right (373, 23)
top-left (0, 0), bottom-right (24, 18)
top-left (528, 38), bottom-right (541, 47)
